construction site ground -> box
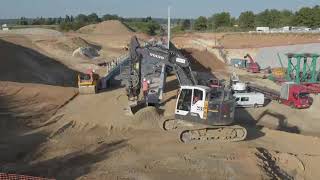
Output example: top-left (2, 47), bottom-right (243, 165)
top-left (1, 22), bottom-right (320, 179)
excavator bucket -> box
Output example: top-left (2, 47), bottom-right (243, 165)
top-left (125, 101), bottom-right (146, 116)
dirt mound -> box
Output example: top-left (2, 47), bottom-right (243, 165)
top-left (220, 33), bottom-right (320, 49)
top-left (78, 20), bottom-right (132, 35)
top-left (0, 81), bottom-right (77, 162)
top-left (0, 36), bottom-right (79, 86)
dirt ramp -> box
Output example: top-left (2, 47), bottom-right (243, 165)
top-left (0, 37), bottom-right (79, 87)
top-left (51, 36), bottom-right (100, 52)
top-left (78, 20), bottom-right (133, 35)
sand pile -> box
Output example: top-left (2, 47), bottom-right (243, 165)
top-left (78, 20), bottom-right (132, 35)
top-left (0, 36), bottom-right (78, 86)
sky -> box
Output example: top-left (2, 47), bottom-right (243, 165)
top-left (0, 0), bottom-right (319, 19)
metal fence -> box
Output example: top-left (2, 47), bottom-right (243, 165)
top-left (104, 53), bottom-right (129, 75)
top-left (0, 173), bottom-right (54, 180)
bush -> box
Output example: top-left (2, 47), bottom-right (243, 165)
top-left (172, 25), bottom-right (184, 34)
top-left (59, 21), bottom-right (86, 31)
top-left (125, 21), bottom-right (160, 35)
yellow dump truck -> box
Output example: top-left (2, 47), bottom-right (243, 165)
top-left (78, 69), bottom-right (99, 94)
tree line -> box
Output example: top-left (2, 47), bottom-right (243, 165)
top-left (14, 5), bottom-right (320, 34)
top-left (17, 13), bottom-right (161, 35)
top-left (18, 13), bottom-right (122, 30)
top-left (179, 5), bottom-right (320, 32)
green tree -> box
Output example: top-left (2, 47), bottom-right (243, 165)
top-left (255, 9), bottom-right (281, 28)
top-left (279, 10), bottom-right (294, 26)
top-left (269, 9), bottom-right (281, 27)
top-left (87, 13), bottom-right (100, 23)
top-left (45, 18), bottom-right (56, 25)
top-left (18, 17), bottom-right (28, 25)
top-left (181, 19), bottom-right (191, 30)
top-left (210, 12), bottom-right (231, 29)
top-left (238, 11), bottom-right (255, 29)
top-left (65, 15), bottom-right (71, 23)
top-left (294, 7), bottom-right (314, 27)
top-left (255, 9), bottom-right (270, 27)
top-left (230, 17), bottom-right (237, 27)
top-left (313, 6), bottom-right (320, 27)
top-left (194, 16), bottom-right (207, 31)
top-left (102, 14), bottom-right (120, 21)
top-left (75, 14), bottom-right (88, 23)
top-left (145, 21), bottom-right (160, 35)
top-left (70, 15), bottom-right (74, 22)
top-left (57, 17), bottom-right (63, 24)
top-left (144, 16), bottom-right (152, 22)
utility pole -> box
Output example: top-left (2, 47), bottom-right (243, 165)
top-left (167, 6), bottom-right (171, 49)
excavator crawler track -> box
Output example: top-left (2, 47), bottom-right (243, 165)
top-left (179, 125), bottom-right (247, 143)
top-left (162, 118), bottom-right (247, 143)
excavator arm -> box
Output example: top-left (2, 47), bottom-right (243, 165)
top-left (244, 53), bottom-right (255, 64)
top-left (124, 36), bottom-right (197, 101)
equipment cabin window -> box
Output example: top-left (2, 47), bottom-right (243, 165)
top-left (177, 89), bottom-right (192, 111)
top-left (193, 89), bottom-right (203, 104)
top-left (241, 97), bottom-right (249, 102)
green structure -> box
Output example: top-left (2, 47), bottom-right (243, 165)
top-left (286, 53), bottom-right (320, 84)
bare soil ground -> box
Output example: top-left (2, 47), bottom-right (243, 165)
top-left (220, 33), bottom-right (320, 49)
top-left (1, 29), bottom-right (320, 180)
top-left (32, 20), bottom-right (150, 75)
top-left (182, 48), bottom-right (227, 78)
top-left (0, 35), bottom-right (79, 86)
top-left (0, 81), bottom-right (77, 165)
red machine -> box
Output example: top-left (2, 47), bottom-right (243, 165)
top-left (302, 83), bottom-right (320, 94)
top-left (279, 83), bottom-right (311, 108)
top-left (244, 54), bottom-right (260, 73)
top-left (248, 82), bottom-right (311, 109)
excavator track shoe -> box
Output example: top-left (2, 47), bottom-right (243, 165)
top-left (180, 125), bottom-right (247, 143)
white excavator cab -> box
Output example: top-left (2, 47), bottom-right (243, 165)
top-left (175, 86), bottom-right (208, 120)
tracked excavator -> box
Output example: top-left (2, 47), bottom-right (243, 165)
top-left (120, 36), bottom-right (247, 143)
